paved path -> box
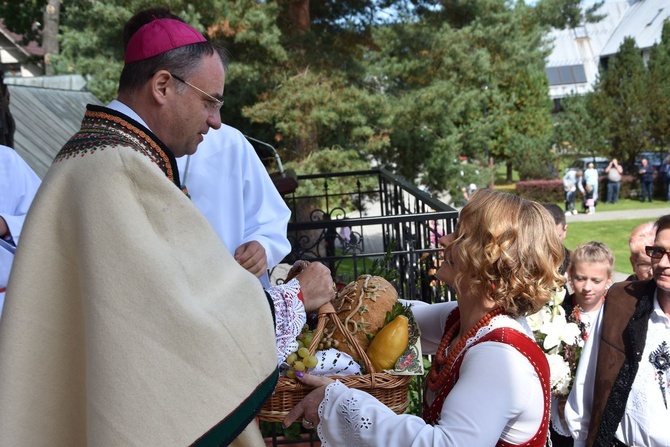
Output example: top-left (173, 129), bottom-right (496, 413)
top-left (564, 206), bottom-right (670, 223)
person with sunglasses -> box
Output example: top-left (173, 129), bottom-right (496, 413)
top-left (565, 215), bottom-right (670, 446)
top-left (0, 12), bottom-right (335, 447)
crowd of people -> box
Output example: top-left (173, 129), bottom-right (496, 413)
top-left (562, 161), bottom-right (606, 215)
top-left (564, 156), bottom-right (670, 214)
top-left (0, 7), bottom-right (668, 447)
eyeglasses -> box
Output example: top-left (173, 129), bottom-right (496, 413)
top-left (645, 246), bottom-right (670, 260)
top-left (170, 73), bottom-right (224, 111)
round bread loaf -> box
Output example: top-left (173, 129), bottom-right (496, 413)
top-left (327, 274), bottom-right (398, 362)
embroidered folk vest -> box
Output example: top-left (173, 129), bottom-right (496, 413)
top-left (423, 322), bottom-right (550, 447)
top-left (586, 280), bottom-right (655, 447)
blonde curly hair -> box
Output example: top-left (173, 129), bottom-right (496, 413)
top-left (447, 189), bottom-right (565, 317)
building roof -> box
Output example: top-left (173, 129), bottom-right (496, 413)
top-left (8, 84), bottom-right (102, 178)
top-left (546, 1), bottom-right (630, 67)
top-left (545, 0), bottom-right (631, 99)
top-left (545, 0), bottom-right (670, 100)
top-left (600, 0), bottom-right (670, 57)
top-left (0, 21), bottom-right (43, 77)
top-left (0, 21), bottom-right (44, 58)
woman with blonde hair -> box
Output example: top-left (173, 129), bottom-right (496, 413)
top-left (284, 189), bottom-right (565, 446)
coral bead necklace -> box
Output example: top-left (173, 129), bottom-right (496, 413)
top-left (426, 306), bottom-right (506, 392)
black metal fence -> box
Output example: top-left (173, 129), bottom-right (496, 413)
top-left (280, 167), bottom-right (460, 304)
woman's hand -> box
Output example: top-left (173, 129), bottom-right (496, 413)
top-left (283, 373), bottom-right (335, 430)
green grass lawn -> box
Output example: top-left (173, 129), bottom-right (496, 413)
top-left (562, 199), bottom-right (670, 275)
top-left (564, 217), bottom-right (655, 276)
top-left (490, 187), bottom-right (669, 274)
top-left (580, 198), bottom-right (670, 212)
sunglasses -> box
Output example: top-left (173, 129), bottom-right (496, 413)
top-left (645, 246), bottom-right (670, 260)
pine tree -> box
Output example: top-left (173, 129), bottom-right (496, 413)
top-left (591, 37), bottom-right (650, 168)
top-left (366, 0), bottom-right (554, 191)
top-left (647, 21), bottom-right (670, 152)
top-left (552, 93), bottom-right (607, 159)
top-left (0, 0), bottom-right (586, 195)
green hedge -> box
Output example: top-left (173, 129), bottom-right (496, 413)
top-left (515, 175), bottom-right (664, 205)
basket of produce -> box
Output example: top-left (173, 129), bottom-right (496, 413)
top-left (258, 274), bottom-right (422, 422)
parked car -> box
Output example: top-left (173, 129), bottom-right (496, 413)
top-left (565, 156), bottom-right (610, 176)
top-left (634, 151), bottom-right (666, 173)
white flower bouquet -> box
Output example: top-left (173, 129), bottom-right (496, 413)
top-left (527, 288), bottom-right (587, 396)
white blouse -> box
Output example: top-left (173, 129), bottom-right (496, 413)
top-left (316, 301), bottom-right (545, 446)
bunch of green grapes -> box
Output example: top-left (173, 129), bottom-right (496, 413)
top-left (285, 325), bottom-right (319, 378)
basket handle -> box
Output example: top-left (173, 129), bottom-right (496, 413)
top-left (307, 302), bottom-right (376, 374)
top-left (285, 260), bottom-right (310, 282)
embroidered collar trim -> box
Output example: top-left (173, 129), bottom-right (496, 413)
top-left (56, 105), bottom-right (182, 191)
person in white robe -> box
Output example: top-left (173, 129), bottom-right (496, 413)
top-left (0, 144), bottom-right (41, 317)
top-left (177, 125), bottom-right (291, 288)
top-left (0, 16), bottom-right (334, 447)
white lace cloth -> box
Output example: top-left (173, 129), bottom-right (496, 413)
top-left (269, 280), bottom-right (364, 374)
top-left (279, 348), bottom-right (363, 376)
top-left (315, 300), bottom-right (545, 446)
top-left (267, 278), bottom-right (307, 365)
top-left (565, 291), bottom-right (670, 447)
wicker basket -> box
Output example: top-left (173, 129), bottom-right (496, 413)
top-left (258, 301), bottom-right (412, 422)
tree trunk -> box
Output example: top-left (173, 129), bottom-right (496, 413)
top-left (488, 155), bottom-right (495, 188)
top-left (506, 160), bottom-right (514, 184)
top-left (288, 0), bottom-right (310, 33)
top-left (42, 0), bottom-right (60, 76)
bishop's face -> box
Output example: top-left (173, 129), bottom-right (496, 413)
top-left (164, 54), bottom-right (225, 158)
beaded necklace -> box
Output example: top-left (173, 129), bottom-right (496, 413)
top-left (426, 306), bottom-right (505, 392)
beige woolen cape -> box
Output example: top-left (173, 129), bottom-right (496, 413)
top-left (0, 107), bottom-right (278, 446)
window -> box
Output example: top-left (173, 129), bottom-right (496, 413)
top-left (546, 65), bottom-right (587, 86)
top-left (573, 26), bottom-right (588, 39)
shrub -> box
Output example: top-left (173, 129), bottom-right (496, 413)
top-left (619, 175), bottom-right (637, 199)
top-left (515, 179), bottom-right (564, 203)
